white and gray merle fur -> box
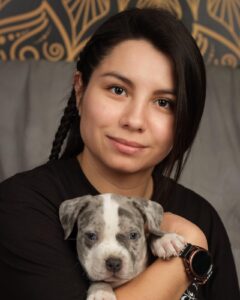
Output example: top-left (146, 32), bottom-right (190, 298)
top-left (59, 194), bottom-right (186, 300)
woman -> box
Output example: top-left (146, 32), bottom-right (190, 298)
top-left (0, 7), bottom-right (239, 300)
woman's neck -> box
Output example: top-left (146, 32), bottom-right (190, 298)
top-left (77, 153), bottom-right (154, 199)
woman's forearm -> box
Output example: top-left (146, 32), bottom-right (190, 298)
top-left (115, 213), bottom-right (208, 300)
top-left (115, 256), bottom-right (189, 300)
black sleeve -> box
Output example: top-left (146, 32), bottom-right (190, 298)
top-left (202, 203), bottom-right (240, 300)
top-left (168, 184), bottom-right (240, 300)
top-left (0, 176), bottom-right (89, 300)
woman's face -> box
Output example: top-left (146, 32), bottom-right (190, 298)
top-left (75, 39), bottom-right (176, 175)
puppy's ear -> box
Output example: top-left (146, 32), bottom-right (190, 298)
top-left (133, 199), bottom-right (164, 236)
top-left (59, 195), bottom-right (92, 239)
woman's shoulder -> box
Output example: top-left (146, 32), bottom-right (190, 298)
top-left (155, 174), bottom-right (215, 213)
top-left (154, 175), bottom-right (227, 240)
top-left (1, 159), bottom-right (56, 191)
top-left (2, 157), bottom-right (76, 181)
top-left (0, 158), bottom-right (80, 207)
top-left (170, 179), bottom-right (215, 213)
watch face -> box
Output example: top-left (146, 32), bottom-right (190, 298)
top-left (191, 250), bottom-right (212, 277)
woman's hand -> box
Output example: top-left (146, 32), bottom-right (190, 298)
top-left (161, 212), bottom-right (208, 249)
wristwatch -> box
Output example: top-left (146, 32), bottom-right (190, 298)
top-left (179, 243), bottom-right (213, 285)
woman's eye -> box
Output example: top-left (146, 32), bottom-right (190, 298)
top-left (154, 98), bottom-right (175, 110)
top-left (110, 86), bottom-right (127, 96)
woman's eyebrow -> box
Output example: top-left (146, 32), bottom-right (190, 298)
top-left (100, 71), bottom-right (176, 96)
top-left (100, 71), bottom-right (134, 87)
top-left (152, 89), bottom-right (176, 97)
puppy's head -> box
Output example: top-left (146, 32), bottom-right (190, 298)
top-left (59, 194), bottom-right (163, 286)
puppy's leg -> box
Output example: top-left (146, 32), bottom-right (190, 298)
top-left (150, 233), bottom-right (186, 259)
top-left (87, 282), bottom-right (117, 300)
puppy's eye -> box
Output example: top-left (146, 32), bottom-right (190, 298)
top-left (129, 232), bottom-right (140, 240)
top-left (85, 232), bottom-right (98, 241)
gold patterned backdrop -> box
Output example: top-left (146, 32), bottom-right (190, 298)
top-left (0, 0), bottom-right (239, 67)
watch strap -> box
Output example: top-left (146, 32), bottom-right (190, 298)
top-left (179, 243), bottom-right (213, 285)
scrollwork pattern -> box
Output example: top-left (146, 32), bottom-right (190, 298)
top-left (207, 0), bottom-right (240, 39)
top-left (221, 53), bottom-right (238, 68)
top-left (0, 0), bottom-right (10, 11)
top-left (0, 49), bottom-right (7, 60)
top-left (42, 42), bottom-right (65, 61)
top-left (0, 0), bottom-right (239, 67)
top-left (136, 0), bottom-right (182, 19)
top-left (19, 45), bottom-right (40, 60)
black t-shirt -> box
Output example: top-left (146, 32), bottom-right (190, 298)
top-left (0, 158), bottom-right (239, 300)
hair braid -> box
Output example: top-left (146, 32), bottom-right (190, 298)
top-left (49, 88), bottom-right (78, 160)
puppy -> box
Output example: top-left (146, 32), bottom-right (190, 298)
top-left (59, 193), bottom-right (186, 300)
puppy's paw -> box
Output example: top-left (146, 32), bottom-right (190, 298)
top-left (87, 282), bottom-right (117, 300)
top-left (87, 291), bottom-right (116, 300)
top-left (150, 233), bottom-right (186, 259)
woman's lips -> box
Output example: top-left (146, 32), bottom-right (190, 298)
top-left (107, 136), bottom-right (147, 155)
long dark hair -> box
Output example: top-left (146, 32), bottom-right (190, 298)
top-left (49, 7), bottom-right (206, 183)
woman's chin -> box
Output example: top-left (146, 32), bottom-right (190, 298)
top-left (104, 158), bottom-right (153, 176)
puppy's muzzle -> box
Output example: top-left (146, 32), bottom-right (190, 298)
top-left (105, 257), bottom-right (122, 273)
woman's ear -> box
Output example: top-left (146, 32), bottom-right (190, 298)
top-left (74, 71), bottom-right (83, 112)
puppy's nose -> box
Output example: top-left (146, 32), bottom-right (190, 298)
top-left (105, 257), bottom-right (122, 272)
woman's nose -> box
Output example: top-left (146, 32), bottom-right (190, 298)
top-left (119, 99), bottom-right (147, 132)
